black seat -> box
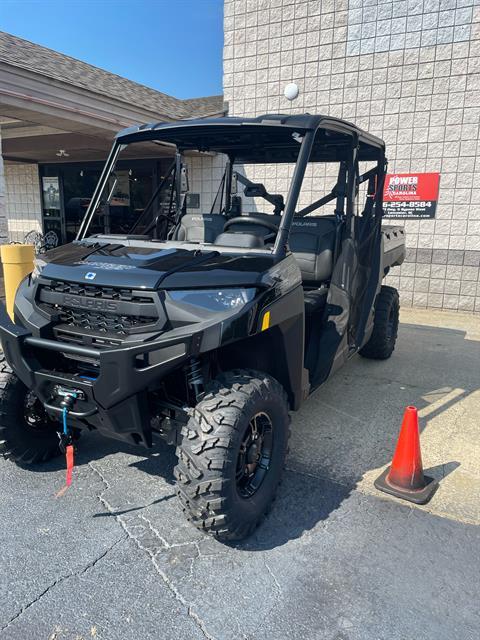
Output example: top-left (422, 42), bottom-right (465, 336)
top-left (172, 214), bottom-right (225, 243)
top-left (214, 232), bottom-right (265, 248)
top-left (289, 216), bottom-right (337, 285)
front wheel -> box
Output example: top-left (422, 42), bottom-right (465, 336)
top-left (174, 370), bottom-right (290, 541)
top-left (359, 285), bottom-right (399, 360)
top-left (0, 355), bottom-right (62, 465)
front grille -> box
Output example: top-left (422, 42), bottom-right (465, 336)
top-left (57, 306), bottom-right (155, 333)
top-left (41, 280), bottom-right (153, 303)
top-left (37, 279), bottom-right (161, 337)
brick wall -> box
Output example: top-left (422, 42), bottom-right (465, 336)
top-left (223, 0), bottom-right (480, 313)
top-left (4, 162), bottom-right (42, 243)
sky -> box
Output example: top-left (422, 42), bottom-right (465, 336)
top-left (1, 0), bottom-right (224, 99)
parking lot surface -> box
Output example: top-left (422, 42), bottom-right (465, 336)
top-left (1, 308), bottom-right (479, 640)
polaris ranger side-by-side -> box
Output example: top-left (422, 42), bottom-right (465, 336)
top-left (0, 115), bottom-right (405, 540)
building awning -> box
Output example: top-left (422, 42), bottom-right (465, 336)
top-left (0, 31), bottom-right (225, 163)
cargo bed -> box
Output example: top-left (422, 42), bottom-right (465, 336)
top-left (382, 225), bottom-right (406, 273)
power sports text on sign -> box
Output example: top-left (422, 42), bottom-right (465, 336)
top-left (383, 173), bottom-right (440, 219)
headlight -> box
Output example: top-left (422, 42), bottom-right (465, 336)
top-left (30, 258), bottom-right (46, 282)
top-left (168, 288), bottom-right (256, 312)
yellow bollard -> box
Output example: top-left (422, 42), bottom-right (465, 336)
top-left (0, 244), bottom-right (35, 321)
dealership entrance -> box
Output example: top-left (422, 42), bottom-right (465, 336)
top-left (0, 31), bottom-right (224, 247)
top-left (38, 158), bottom-right (173, 245)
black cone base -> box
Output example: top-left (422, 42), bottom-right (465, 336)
top-left (374, 467), bottom-right (439, 505)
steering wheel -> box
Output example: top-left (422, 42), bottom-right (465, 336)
top-left (223, 216), bottom-right (279, 235)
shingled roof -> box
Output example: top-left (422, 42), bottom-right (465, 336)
top-left (0, 31), bottom-right (224, 120)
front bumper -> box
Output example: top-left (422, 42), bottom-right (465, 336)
top-left (0, 303), bottom-right (202, 446)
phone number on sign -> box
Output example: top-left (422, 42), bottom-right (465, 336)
top-left (384, 201), bottom-right (433, 208)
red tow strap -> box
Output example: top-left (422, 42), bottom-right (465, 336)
top-left (55, 444), bottom-right (74, 498)
top-left (65, 444), bottom-right (74, 487)
top-left (56, 404), bottom-right (76, 498)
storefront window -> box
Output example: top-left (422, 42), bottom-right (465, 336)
top-left (63, 167), bottom-right (101, 242)
top-left (89, 167), bottom-right (153, 236)
top-left (40, 159), bottom-right (170, 245)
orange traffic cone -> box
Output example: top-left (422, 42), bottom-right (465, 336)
top-left (375, 406), bottom-right (438, 504)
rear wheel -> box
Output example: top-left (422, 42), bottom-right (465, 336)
top-left (174, 369), bottom-right (290, 541)
top-left (0, 355), bottom-right (61, 465)
top-left (359, 285), bottom-right (399, 360)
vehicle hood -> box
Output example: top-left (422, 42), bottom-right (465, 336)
top-left (39, 241), bottom-right (275, 289)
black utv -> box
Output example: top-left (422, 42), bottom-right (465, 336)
top-left (0, 114), bottom-right (405, 541)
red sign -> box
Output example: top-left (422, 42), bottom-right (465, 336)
top-left (383, 172), bottom-right (440, 219)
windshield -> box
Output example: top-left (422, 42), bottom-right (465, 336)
top-left (76, 142), bottom-right (176, 238)
top-left (78, 139), bottom-right (356, 247)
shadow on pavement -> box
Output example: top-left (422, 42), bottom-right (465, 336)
top-left (129, 444), bottom-right (177, 486)
top-left (423, 460), bottom-right (460, 479)
top-left (237, 321), bottom-right (479, 549)
top-left (23, 429), bottom-right (177, 484)
top-left (92, 493), bottom-right (175, 518)
top-left (17, 320), bottom-right (479, 548)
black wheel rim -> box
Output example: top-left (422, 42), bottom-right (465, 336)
top-left (236, 412), bottom-right (273, 498)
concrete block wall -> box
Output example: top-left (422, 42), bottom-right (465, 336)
top-left (223, 0), bottom-right (480, 313)
top-left (4, 162), bottom-right (42, 243)
top-left (187, 153), bottom-right (228, 213)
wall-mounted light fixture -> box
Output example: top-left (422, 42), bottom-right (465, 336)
top-left (284, 83), bottom-right (299, 101)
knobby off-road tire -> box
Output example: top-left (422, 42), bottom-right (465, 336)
top-left (0, 353), bottom-right (61, 465)
top-left (359, 285), bottom-right (400, 360)
top-left (174, 370), bottom-right (290, 541)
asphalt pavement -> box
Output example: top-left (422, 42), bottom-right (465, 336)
top-left (1, 308), bottom-right (479, 640)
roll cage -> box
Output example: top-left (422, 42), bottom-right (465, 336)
top-left (77, 114), bottom-right (387, 256)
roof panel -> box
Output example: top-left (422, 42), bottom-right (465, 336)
top-left (116, 114), bottom-right (386, 162)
